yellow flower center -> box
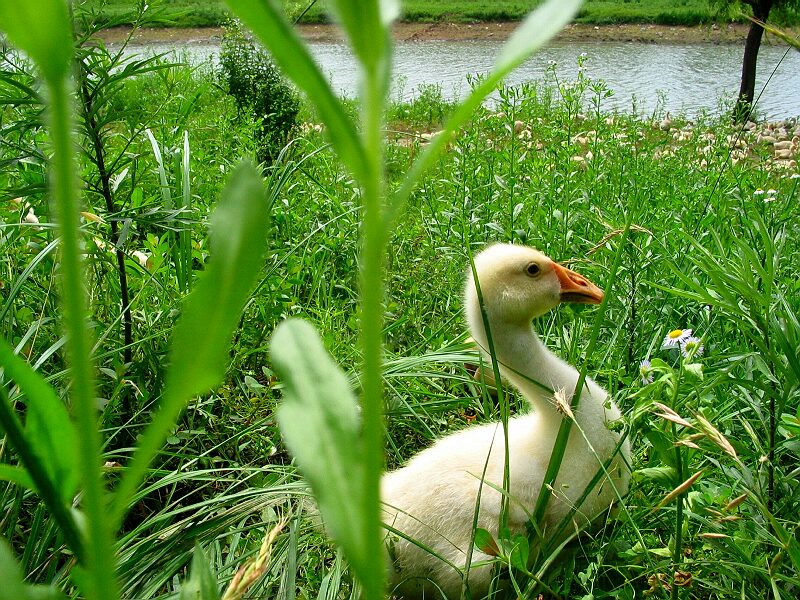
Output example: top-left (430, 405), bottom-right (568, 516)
top-left (668, 329), bottom-right (684, 339)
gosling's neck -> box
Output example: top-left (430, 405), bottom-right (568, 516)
top-left (470, 312), bottom-right (579, 418)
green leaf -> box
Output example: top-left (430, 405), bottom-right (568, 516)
top-left (165, 161), bottom-right (270, 399)
top-left (111, 161), bottom-right (271, 527)
top-left (684, 362), bottom-right (704, 380)
top-left (0, 465), bottom-right (37, 493)
top-left (179, 545), bottom-right (220, 600)
top-left (224, 0), bottom-right (367, 182)
top-left (645, 430), bottom-right (678, 469)
top-left (473, 528), bottom-right (500, 557)
top-left (632, 466), bottom-right (678, 488)
top-left (0, 339), bottom-right (79, 503)
top-left (496, 0), bottom-right (582, 71)
top-left (0, 538), bottom-right (68, 600)
top-left (271, 320), bottom-right (373, 587)
top-left (0, 0), bottom-right (72, 83)
top-left (509, 534), bottom-right (529, 570)
top-left (328, 0), bottom-right (396, 82)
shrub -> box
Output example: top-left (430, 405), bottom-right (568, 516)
top-left (218, 20), bottom-right (300, 165)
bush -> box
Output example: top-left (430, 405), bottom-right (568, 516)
top-left (218, 20), bottom-right (299, 165)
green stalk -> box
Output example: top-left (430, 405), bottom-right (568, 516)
top-left (468, 255), bottom-right (511, 529)
top-left (670, 367), bottom-right (684, 600)
top-left (48, 75), bottom-right (119, 600)
top-left (672, 423), bottom-right (685, 600)
top-left (357, 61), bottom-right (388, 600)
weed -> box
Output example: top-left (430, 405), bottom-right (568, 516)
top-left (218, 19), bottom-right (300, 166)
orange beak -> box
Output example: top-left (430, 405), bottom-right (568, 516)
top-left (553, 262), bottom-right (604, 304)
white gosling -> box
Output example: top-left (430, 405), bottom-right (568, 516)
top-left (381, 243), bottom-right (631, 599)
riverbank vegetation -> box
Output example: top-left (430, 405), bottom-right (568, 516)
top-left (83, 0), bottom-right (800, 27)
top-left (2, 2), bottom-right (800, 599)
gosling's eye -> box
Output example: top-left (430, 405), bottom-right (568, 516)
top-left (525, 262), bottom-right (541, 277)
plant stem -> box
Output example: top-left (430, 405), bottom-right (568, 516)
top-left (626, 246), bottom-right (637, 370)
top-left (358, 64), bottom-right (388, 600)
top-left (670, 360), bottom-right (684, 600)
top-left (765, 331), bottom-right (776, 515)
top-left (672, 423), bottom-right (684, 600)
top-left (48, 74), bottom-right (119, 600)
top-left (77, 66), bottom-right (134, 381)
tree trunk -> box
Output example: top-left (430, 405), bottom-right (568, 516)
top-left (735, 0), bottom-right (774, 120)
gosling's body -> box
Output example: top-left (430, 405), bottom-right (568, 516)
top-left (382, 244), bottom-right (631, 599)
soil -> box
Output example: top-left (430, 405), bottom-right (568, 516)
top-left (97, 21), bottom-right (795, 46)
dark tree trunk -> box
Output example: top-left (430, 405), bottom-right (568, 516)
top-left (735, 0), bottom-right (774, 120)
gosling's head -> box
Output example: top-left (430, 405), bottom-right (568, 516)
top-left (464, 244), bottom-right (604, 327)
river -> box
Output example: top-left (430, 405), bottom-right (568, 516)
top-left (129, 38), bottom-right (800, 120)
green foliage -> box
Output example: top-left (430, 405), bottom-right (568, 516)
top-left (388, 83), bottom-right (455, 130)
top-left (218, 20), bottom-right (300, 165)
top-left (0, 341), bottom-right (78, 504)
top-left (710, 0), bottom-right (800, 21)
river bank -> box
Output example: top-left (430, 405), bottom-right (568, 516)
top-left (98, 21), bottom-right (796, 46)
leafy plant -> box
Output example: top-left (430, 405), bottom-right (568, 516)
top-left (219, 19), bottom-right (300, 166)
top-left (0, 2), bottom-right (276, 599)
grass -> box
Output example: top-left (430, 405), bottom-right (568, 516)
top-left (2, 4), bottom-right (800, 599)
top-left (80, 0), bottom-right (800, 27)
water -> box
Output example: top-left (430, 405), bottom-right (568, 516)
top-left (131, 38), bottom-right (800, 120)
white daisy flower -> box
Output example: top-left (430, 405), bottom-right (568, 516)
top-left (681, 336), bottom-right (704, 358)
top-left (639, 360), bottom-right (654, 385)
top-left (663, 328), bottom-right (692, 348)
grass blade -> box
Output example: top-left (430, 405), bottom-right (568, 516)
top-left (179, 545), bottom-right (221, 600)
top-left (0, 465), bottom-right (36, 492)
